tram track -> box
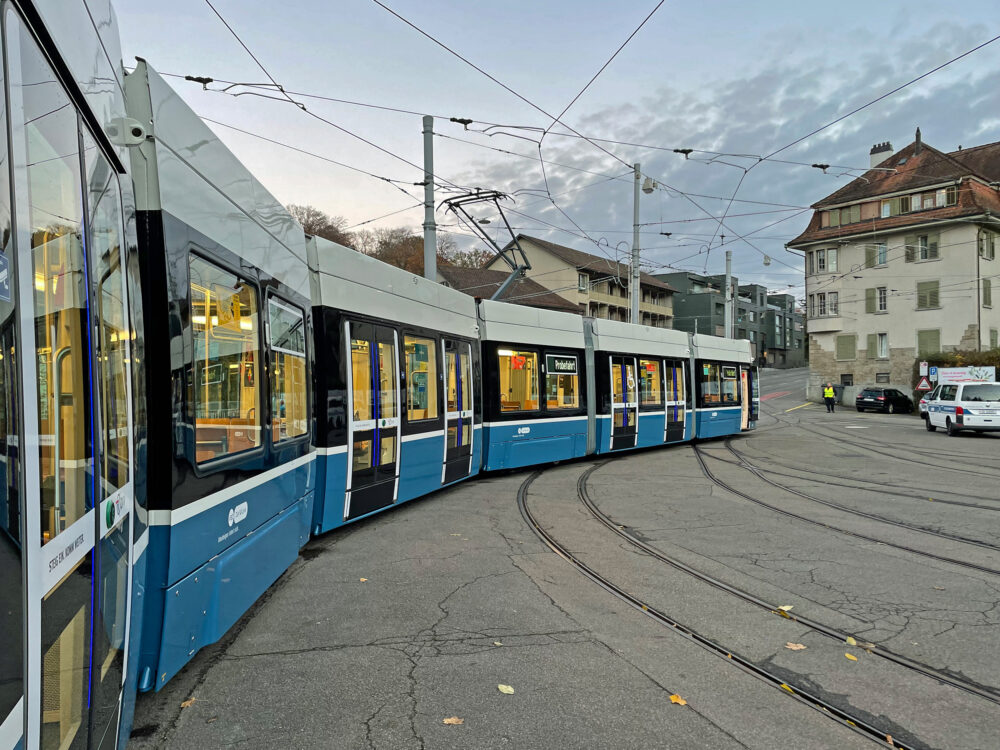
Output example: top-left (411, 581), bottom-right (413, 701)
top-left (723, 441), bottom-right (1000, 508)
top-left (516, 466), bottom-right (916, 750)
top-left (690, 444), bottom-right (1000, 578)
top-left (575, 460), bottom-right (1000, 707)
top-left (765, 410), bottom-right (1000, 479)
top-left (708, 439), bottom-right (1000, 549)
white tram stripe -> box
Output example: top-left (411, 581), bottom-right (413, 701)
top-left (148, 452), bottom-right (316, 527)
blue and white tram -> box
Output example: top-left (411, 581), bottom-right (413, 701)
top-left (308, 236), bottom-right (481, 534)
top-left (479, 300), bottom-right (589, 470)
top-left (1, 1), bottom-right (145, 748)
top-left (691, 334), bottom-right (756, 438)
top-left (125, 62), bottom-right (315, 693)
top-left (590, 319), bottom-right (692, 452)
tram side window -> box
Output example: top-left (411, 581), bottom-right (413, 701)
top-left (700, 363), bottom-right (721, 406)
top-left (498, 349), bottom-right (539, 411)
top-left (545, 354), bottom-right (579, 409)
top-left (639, 359), bottom-right (662, 407)
top-left (268, 299), bottom-right (308, 442)
top-left (721, 366), bottom-right (739, 404)
top-left (189, 256), bottom-right (261, 462)
top-left (405, 335), bottom-right (438, 421)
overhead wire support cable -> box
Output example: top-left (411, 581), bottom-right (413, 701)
top-left (202, 0), bottom-right (467, 192)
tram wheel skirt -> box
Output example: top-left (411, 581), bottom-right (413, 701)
top-left (153, 492), bottom-right (313, 689)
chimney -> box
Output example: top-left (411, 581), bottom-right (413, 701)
top-left (915, 127), bottom-right (922, 155)
top-left (870, 141), bottom-right (893, 168)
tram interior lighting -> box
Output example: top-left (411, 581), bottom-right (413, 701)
top-left (497, 349), bottom-right (516, 356)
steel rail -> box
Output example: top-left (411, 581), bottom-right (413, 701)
top-left (578, 457), bottom-right (1000, 706)
top-left (516, 466), bottom-right (914, 749)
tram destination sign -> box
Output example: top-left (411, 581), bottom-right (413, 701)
top-left (722, 366), bottom-right (738, 379)
top-left (547, 355), bottom-right (577, 375)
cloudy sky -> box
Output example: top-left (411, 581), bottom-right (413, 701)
top-left (114, 0), bottom-right (1000, 301)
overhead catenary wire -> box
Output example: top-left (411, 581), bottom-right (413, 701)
top-left (202, 0), bottom-right (469, 193)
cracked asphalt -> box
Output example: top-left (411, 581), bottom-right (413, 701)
top-left (130, 368), bottom-right (1000, 749)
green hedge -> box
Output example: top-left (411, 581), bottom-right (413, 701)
top-left (910, 350), bottom-right (1000, 393)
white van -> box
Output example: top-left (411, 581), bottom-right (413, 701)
top-left (926, 382), bottom-right (1000, 435)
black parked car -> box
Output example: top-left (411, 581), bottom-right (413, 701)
top-left (856, 387), bottom-right (914, 414)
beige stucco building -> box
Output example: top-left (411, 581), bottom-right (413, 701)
top-left (485, 234), bottom-right (675, 326)
top-left (789, 132), bottom-right (1000, 401)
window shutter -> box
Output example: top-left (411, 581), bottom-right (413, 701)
top-left (985, 279), bottom-right (993, 307)
top-left (866, 334), bottom-right (877, 359)
top-left (890, 197), bottom-right (900, 215)
top-left (865, 288), bottom-right (876, 313)
top-left (929, 281), bottom-right (939, 308)
top-left (865, 245), bottom-right (876, 268)
top-left (835, 334), bottom-right (856, 360)
top-left (904, 235), bottom-right (916, 262)
top-left (928, 233), bottom-right (939, 259)
top-left (850, 204), bottom-right (860, 224)
top-left (917, 329), bottom-right (940, 357)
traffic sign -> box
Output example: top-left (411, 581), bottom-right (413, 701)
top-left (929, 366), bottom-right (938, 382)
top-left (919, 361), bottom-right (928, 376)
top-left (915, 376), bottom-right (932, 391)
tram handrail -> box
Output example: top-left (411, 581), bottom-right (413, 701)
top-left (52, 341), bottom-right (73, 534)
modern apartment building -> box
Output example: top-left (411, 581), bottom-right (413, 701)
top-left (654, 273), bottom-right (804, 367)
top-left (788, 130), bottom-right (1000, 400)
top-left (486, 234), bottom-right (675, 326)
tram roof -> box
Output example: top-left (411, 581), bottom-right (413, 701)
top-left (308, 236), bottom-right (479, 338)
top-left (125, 61), bottom-right (310, 298)
top-left (477, 299), bottom-right (586, 349)
top-left (589, 319), bottom-right (690, 358)
top-left (690, 334), bottom-right (753, 363)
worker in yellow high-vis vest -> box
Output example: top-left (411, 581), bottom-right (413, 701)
top-left (823, 382), bottom-right (836, 413)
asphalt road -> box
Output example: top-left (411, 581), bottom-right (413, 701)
top-left (131, 367), bottom-right (1000, 749)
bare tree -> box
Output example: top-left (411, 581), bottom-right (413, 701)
top-left (286, 204), bottom-right (353, 246)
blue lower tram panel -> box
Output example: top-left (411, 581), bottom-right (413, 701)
top-left (694, 407), bottom-right (743, 439)
top-left (148, 491), bottom-right (314, 689)
top-left (312, 430), bottom-right (483, 535)
top-left (482, 418), bottom-right (588, 471)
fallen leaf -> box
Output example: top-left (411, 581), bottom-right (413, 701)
top-left (450, 533), bottom-right (462, 536)
top-left (497, 684), bottom-right (515, 695)
top-left (845, 653), bottom-right (858, 662)
top-left (669, 694), bottom-right (687, 705)
top-left (779, 683), bottom-right (794, 694)
top-left (442, 717), bottom-right (464, 725)
top-left (846, 636), bottom-right (857, 646)
top-left (359, 578), bottom-right (368, 582)
top-left (933, 586), bottom-right (945, 591)
top-left (180, 698), bottom-right (196, 708)
top-left (846, 719), bottom-right (857, 727)
top-left (886, 734), bottom-right (894, 747)
top-left (206, 717), bottom-right (218, 724)
top-left (493, 641), bottom-right (503, 646)
top-left (928, 497), bottom-right (934, 501)
top-left (785, 642), bottom-right (807, 651)
top-left (776, 604), bottom-right (794, 618)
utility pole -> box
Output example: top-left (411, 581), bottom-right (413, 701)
top-left (724, 249), bottom-right (733, 338)
top-left (422, 115), bottom-right (437, 281)
top-left (631, 162), bottom-right (641, 325)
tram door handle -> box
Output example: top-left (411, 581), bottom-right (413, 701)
top-left (52, 342), bottom-right (73, 532)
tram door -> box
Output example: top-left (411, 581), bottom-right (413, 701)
top-left (740, 367), bottom-right (751, 430)
top-left (346, 322), bottom-right (400, 520)
top-left (442, 340), bottom-right (473, 484)
top-left (610, 356), bottom-right (638, 450)
top-left (8, 12), bottom-right (136, 749)
top-left (664, 360), bottom-right (686, 442)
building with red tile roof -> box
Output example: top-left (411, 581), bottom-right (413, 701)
top-left (788, 130), bottom-right (1000, 401)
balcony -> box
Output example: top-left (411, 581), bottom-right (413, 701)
top-left (807, 316), bottom-right (843, 334)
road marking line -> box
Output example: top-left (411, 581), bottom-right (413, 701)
top-left (784, 402), bottom-right (814, 412)
top-left (761, 390), bottom-right (792, 402)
